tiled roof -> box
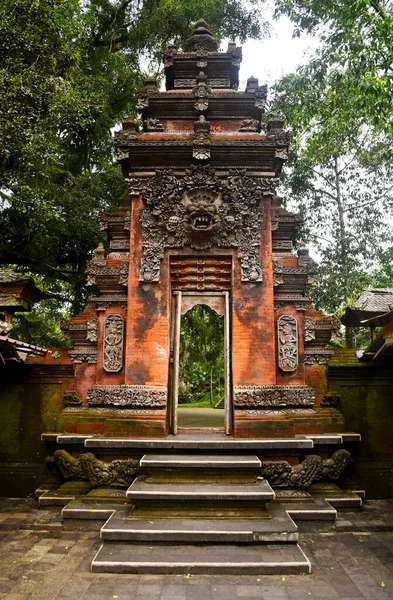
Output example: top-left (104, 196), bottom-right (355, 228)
top-left (352, 288), bottom-right (393, 313)
top-left (0, 267), bottom-right (31, 284)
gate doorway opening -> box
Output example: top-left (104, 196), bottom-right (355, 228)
top-left (168, 292), bottom-right (232, 435)
top-left (179, 304), bottom-right (224, 429)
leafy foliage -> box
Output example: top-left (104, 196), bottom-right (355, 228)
top-left (0, 0), bottom-right (267, 340)
top-left (179, 305), bottom-right (224, 406)
top-left (271, 0), bottom-right (393, 313)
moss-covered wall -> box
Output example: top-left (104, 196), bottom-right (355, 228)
top-left (0, 354), bottom-right (73, 497)
top-left (328, 350), bottom-right (393, 499)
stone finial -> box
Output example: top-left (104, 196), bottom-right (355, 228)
top-left (196, 71), bottom-right (208, 84)
top-left (92, 243), bottom-right (106, 262)
top-left (184, 19), bottom-right (219, 52)
top-left (297, 241), bottom-right (309, 259)
top-left (267, 115), bottom-right (286, 132)
top-left (246, 76), bottom-right (259, 92)
top-left (122, 116), bottom-right (139, 132)
top-left (143, 76), bottom-right (158, 89)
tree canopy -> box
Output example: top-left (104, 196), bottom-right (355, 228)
top-left (0, 0), bottom-right (267, 315)
top-left (271, 0), bottom-right (393, 313)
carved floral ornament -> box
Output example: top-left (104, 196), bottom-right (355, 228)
top-left (126, 166), bottom-right (279, 284)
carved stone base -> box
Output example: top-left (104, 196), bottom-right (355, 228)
top-left (87, 385), bottom-right (167, 408)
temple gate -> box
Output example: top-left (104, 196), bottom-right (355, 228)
top-left (62, 20), bottom-right (343, 439)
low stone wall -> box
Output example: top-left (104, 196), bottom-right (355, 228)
top-left (0, 351), bottom-right (73, 497)
top-left (328, 350), bottom-right (393, 499)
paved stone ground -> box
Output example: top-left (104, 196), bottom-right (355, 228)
top-left (0, 499), bottom-right (392, 599)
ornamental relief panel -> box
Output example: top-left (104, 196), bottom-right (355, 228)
top-left (277, 315), bottom-right (298, 372)
top-left (126, 166), bottom-right (279, 284)
top-left (103, 314), bottom-right (124, 373)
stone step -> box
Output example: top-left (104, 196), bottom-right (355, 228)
top-left (91, 541), bottom-right (311, 575)
top-left (139, 454), bottom-right (261, 469)
top-left (38, 482), bottom-right (92, 507)
top-left (62, 500), bottom-right (121, 521)
top-left (126, 475), bottom-right (274, 502)
top-left (100, 512), bottom-right (298, 543)
top-left (82, 436), bottom-right (314, 450)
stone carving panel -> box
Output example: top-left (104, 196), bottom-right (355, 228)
top-left (103, 314), bottom-right (124, 373)
top-left (63, 391), bottom-right (82, 406)
top-left (303, 348), bottom-right (334, 365)
top-left (304, 317), bottom-right (316, 342)
top-left (277, 315), bottom-right (298, 372)
top-left (86, 318), bottom-right (98, 342)
top-left (127, 166), bottom-right (279, 284)
top-left (233, 385), bottom-right (314, 408)
top-left (273, 260), bottom-right (284, 286)
top-left (69, 348), bottom-right (97, 364)
top-left (87, 385), bottom-right (167, 408)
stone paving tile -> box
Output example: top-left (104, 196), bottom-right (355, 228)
top-left (0, 500), bottom-right (393, 599)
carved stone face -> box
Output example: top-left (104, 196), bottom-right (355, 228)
top-left (183, 188), bottom-right (221, 235)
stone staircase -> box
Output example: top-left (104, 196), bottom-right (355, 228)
top-left (91, 453), bottom-right (311, 575)
top-left (38, 432), bottom-right (364, 575)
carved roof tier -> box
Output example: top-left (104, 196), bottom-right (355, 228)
top-left (163, 20), bottom-right (241, 91)
top-left (136, 87), bottom-right (266, 121)
top-left (164, 48), bottom-right (241, 91)
top-left (116, 137), bottom-right (287, 174)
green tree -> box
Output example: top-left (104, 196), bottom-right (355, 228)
top-left (0, 0), bottom-right (267, 315)
top-left (179, 305), bottom-right (224, 406)
top-left (271, 0), bottom-right (393, 314)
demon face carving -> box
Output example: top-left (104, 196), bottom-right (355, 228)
top-left (183, 188), bottom-right (221, 235)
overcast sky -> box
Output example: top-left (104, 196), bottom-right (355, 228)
top-left (239, 16), bottom-right (318, 90)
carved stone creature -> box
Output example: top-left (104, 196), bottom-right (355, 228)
top-left (50, 449), bottom-right (137, 487)
top-left (321, 449), bottom-right (351, 481)
top-left (79, 453), bottom-right (136, 487)
top-left (183, 188), bottom-right (221, 235)
top-left (289, 455), bottom-right (323, 487)
top-left (51, 449), bottom-right (83, 480)
top-left (260, 461), bottom-right (291, 486)
top-left (260, 455), bottom-right (323, 488)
